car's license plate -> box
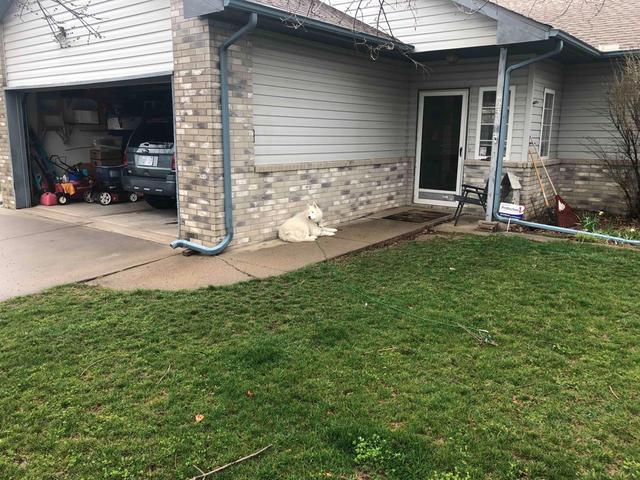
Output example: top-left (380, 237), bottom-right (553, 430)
top-left (137, 155), bottom-right (157, 167)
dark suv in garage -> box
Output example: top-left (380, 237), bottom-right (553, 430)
top-left (122, 119), bottom-right (176, 209)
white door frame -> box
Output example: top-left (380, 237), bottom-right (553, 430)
top-left (413, 89), bottom-right (469, 206)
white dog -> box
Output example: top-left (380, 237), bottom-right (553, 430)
top-left (278, 203), bottom-right (337, 242)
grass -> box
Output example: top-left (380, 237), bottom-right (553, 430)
top-left (1, 235), bottom-right (639, 479)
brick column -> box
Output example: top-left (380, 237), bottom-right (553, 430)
top-left (0, 25), bottom-right (15, 209)
top-left (170, 2), bottom-right (255, 246)
top-left (170, 0), bottom-right (222, 244)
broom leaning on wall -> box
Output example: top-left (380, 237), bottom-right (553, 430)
top-left (528, 137), bottom-right (580, 228)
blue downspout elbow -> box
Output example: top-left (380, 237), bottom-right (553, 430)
top-left (171, 13), bottom-right (258, 254)
top-left (491, 40), bottom-right (640, 247)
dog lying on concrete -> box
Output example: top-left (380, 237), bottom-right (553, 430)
top-left (278, 203), bottom-right (337, 242)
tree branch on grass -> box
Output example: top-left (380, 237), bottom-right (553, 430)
top-left (189, 445), bottom-right (273, 480)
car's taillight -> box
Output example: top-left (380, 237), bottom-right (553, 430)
top-left (123, 151), bottom-right (128, 166)
top-left (171, 154), bottom-right (176, 171)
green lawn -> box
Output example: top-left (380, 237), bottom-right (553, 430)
top-left (1, 236), bottom-right (639, 480)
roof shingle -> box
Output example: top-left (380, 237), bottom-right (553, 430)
top-left (247, 0), bottom-right (396, 40)
top-left (496, 0), bottom-right (640, 52)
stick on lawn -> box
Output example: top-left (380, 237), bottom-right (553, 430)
top-left (189, 445), bottom-right (273, 479)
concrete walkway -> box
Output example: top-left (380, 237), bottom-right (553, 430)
top-left (0, 208), bottom-right (175, 301)
top-left (91, 209), bottom-right (449, 291)
top-left (27, 201), bottom-right (178, 245)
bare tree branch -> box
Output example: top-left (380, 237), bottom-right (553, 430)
top-left (279, 0), bottom-right (428, 71)
top-left (586, 54), bottom-right (640, 218)
top-left (14, 0), bottom-right (103, 48)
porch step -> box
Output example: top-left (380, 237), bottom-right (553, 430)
top-left (477, 220), bottom-right (500, 232)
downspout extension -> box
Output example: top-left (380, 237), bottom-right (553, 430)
top-left (170, 12), bottom-right (258, 254)
top-left (491, 40), bottom-right (640, 247)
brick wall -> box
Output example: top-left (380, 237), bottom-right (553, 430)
top-left (463, 156), bottom-right (631, 220)
top-left (517, 159), bottom-right (561, 220)
top-left (235, 159), bottom-right (413, 245)
top-left (462, 160), bottom-right (538, 218)
top-left (557, 158), bottom-right (627, 215)
top-left (0, 25), bottom-right (14, 208)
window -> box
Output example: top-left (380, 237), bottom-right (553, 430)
top-left (476, 86), bottom-right (515, 160)
top-left (540, 89), bottom-right (556, 158)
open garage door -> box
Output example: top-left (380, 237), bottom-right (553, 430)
top-left (8, 77), bottom-right (178, 245)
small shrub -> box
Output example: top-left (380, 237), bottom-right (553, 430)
top-left (353, 434), bottom-right (403, 475)
top-left (578, 211), bottom-right (640, 243)
top-left (580, 212), bottom-right (602, 232)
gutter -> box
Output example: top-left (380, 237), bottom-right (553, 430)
top-left (549, 29), bottom-right (639, 59)
top-left (491, 40), bottom-right (640, 247)
top-left (184, 0), bottom-right (413, 55)
top-left (227, 0), bottom-right (413, 53)
top-left (170, 12), bottom-right (258, 254)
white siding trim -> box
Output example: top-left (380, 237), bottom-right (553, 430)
top-left (522, 62), bottom-right (536, 162)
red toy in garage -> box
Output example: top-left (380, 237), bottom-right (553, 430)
top-left (33, 153), bottom-right (95, 206)
top-left (49, 155), bottom-right (95, 205)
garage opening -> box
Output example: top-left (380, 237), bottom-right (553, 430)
top-left (18, 78), bottom-right (178, 244)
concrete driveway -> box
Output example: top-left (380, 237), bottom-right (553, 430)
top-left (0, 208), bottom-right (174, 301)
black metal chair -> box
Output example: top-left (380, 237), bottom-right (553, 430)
top-left (453, 181), bottom-right (489, 225)
top-left (453, 176), bottom-right (514, 226)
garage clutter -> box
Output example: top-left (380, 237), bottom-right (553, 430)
top-left (25, 83), bottom-right (172, 207)
top-left (30, 133), bottom-right (136, 207)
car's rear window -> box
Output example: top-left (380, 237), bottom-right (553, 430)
top-left (130, 122), bottom-right (174, 146)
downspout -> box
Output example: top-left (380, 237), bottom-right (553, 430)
top-left (170, 12), bottom-right (258, 254)
top-left (491, 40), bottom-right (640, 247)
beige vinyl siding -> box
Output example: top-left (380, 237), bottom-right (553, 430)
top-left (329, 0), bottom-right (498, 52)
top-left (528, 60), bottom-right (564, 158)
top-left (557, 62), bottom-right (616, 160)
top-left (2, 0), bottom-right (173, 88)
top-left (252, 33), bottom-right (412, 165)
top-left (409, 57), bottom-right (530, 162)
